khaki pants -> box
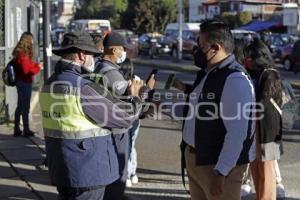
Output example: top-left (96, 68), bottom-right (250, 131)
top-left (250, 159), bottom-right (276, 200)
top-left (185, 146), bottom-right (248, 200)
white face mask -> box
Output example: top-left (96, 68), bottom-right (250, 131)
top-left (82, 56), bottom-right (95, 73)
top-left (117, 50), bottom-right (127, 64)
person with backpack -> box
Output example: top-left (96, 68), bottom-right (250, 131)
top-left (244, 39), bottom-right (284, 200)
top-left (12, 32), bottom-right (40, 137)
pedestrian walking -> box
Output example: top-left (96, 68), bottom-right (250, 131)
top-left (244, 39), bottom-right (284, 200)
top-left (39, 31), bottom-right (145, 200)
top-left (13, 32), bottom-right (40, 137)
top-left (181, 20), bottom-right (256, 200)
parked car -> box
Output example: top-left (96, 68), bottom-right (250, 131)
top-left (266, 34), bottom-right (299, 70)
top-left (51, 27), bottom-right (65, 47)
top-left (69, 19), bottom-right (111, 36)
top-left (114, 29), bottom-right (139, 59)
top-left (164, 23), bottom-right (200, 58)
top-left (290, 40), bottom-right (300, 72)
top-left (231, 29), bottom-right (260, 44)
top-left (138, 32), bottom-right (170, 59)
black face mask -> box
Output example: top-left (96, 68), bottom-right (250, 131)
top-left (193, 47), bottom-right (209, 70)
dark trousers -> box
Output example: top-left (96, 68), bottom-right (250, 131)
top-left (14, 81), bottom-right (32, 131)
top-left (103, 133), bottom-right (129, 200)
top-left (57, 187), bottom-right (105, 200)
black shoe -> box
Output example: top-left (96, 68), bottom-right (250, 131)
top-left (23, 130), bottom-right (35, 137)
top-left (13, 130), bottom-right (22, 137)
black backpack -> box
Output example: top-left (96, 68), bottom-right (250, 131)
top-left (2, 59), bottom-right (17, 86)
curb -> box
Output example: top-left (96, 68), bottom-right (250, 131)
top-left (283, 128), bottom-right (300, 133)
top-left (132, 59), bottom-right (198, 74)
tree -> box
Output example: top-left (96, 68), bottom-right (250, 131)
top-left (237, 11), bottom-right (252, 26)
top-left (122, 0), bottom-right (176, 34)
top-left (74, 0), bottom-right (128, 28)
top-left (221, 12), bottom-right (237, 29)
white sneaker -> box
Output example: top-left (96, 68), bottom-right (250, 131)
top-left (131, 175), bottom-right (139, 184)
top-left (241, 183), bottom-right (252, 197)
top-left (277, 183), bottom-right (285, 198)
top-left (126, 179), bottom-right (132, 187)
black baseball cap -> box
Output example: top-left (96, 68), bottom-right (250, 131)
top-left (52, 31), bottom-right (101, 56)
top-left (103, 31), bottom-right (131, 48)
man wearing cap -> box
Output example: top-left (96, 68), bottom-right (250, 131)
top-left (39, 31), bottom-right (146, 200)
top-left (94, 32), bottom-right (155, 200)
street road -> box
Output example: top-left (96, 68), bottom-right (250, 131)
top-left (131, 64), bottom-right (300, 199)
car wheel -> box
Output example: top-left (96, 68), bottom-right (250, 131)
top-left (171, 48), bottom-right (178, 58)
top-left (283, 59), bottom-right (292, 71)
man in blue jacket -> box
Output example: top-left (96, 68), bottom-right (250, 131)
top-left (40, 31), bottom-right (146, 200)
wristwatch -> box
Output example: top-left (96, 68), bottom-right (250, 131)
top-left (213, 169), bottom-right (225, 177)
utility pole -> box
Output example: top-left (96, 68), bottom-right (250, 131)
top-left (177, 0), bottom-right (183, 61)
top-left (42, 0), bottom-right (51, 81)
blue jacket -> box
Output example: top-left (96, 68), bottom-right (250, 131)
top-left (41, 60), bottom-right (141, 188)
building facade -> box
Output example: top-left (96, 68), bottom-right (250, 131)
top-left (51, 0), bottom-right (77, 28)
top-left (219, 0), bottom-right (283, 20)
top-left (189, 0), bottom-right (207, 22)
top-left (189, 0), bottom-right (288, 21)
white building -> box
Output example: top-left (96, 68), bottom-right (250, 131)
top-left (189, 0), bottom-right (221, 22)
top-left (283, 3), bottom-right (300, 34)
top-left (52, 0), bottom-right (77, 27)
top-left (189, 0), bottom-right (206, 22)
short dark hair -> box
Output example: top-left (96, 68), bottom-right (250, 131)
top-left (200, 20), bottom-right (234, 54)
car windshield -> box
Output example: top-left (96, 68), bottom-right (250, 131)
top-left (273, 35), bottom-right (294, 46)
top-left (166, 30), bottom-right (178, 37)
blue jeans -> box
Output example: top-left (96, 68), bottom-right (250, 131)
top-left (127, 120), bottom-right (141, 178)
top-left (14, 81), bottom-right (32, 131)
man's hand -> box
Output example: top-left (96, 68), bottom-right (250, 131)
top-left (128, 79), bottom-right (144, 97)
top-left (147, 74), bottom-right (156, 90)
top-left (173, 79), bottom-right (186, 92)
top-left (210, 174), bottom-right (225, 197)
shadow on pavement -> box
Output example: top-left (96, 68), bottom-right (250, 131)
top-left (137, 168), bottom-right (181, 176)
top-left (0, 133), bottom-right (58, 199)
top-left (282, 138), bottom-right (300, 143)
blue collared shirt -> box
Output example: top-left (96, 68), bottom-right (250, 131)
top-left (183, 55), bottom-right (256, 176)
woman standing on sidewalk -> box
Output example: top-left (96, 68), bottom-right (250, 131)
top-left (13, 32), bottom-right (40, 137)
top-left (244, 39), bottom-right (284, 200)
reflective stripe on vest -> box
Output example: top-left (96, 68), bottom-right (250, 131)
top-left (39, 92), bottom-right (111, 139)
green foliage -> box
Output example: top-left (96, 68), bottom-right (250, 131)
top-left (74, 0), bottom-right (128, 28)
top-left (221, 12), bottom-right (236, 29)
top-left (75, 0), bottom-right (179, 34)
top-left (237, 11), bottom-right (252, 26)
top-left (221, 11), bottom-right (253, 29)
top-left (122, 0), bottom-right (177, 34)
top-left (114, 0), bottom-right (128, 12)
